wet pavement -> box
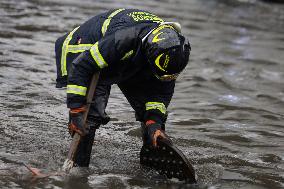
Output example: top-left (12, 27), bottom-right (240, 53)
top-left (0, 0), bottom-right (284, 188)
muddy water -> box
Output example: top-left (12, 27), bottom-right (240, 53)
top-left (0, 0), bottom-right (284, 188)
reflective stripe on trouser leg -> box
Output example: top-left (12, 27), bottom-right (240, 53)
top-left (145, 102), bottom-right (166, 114)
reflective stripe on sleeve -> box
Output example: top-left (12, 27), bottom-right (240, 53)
top-left (145, 102), bottom-right (166, 114)
top-left (67, 85), bottom-right (87, 96)
top-left (90, 42), bottom-right (108, 68)
top-left (101, 9), bottom-right (125, 36)
top-left (61, 26), bottom-right (80, 76)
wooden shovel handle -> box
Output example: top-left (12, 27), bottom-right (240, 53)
top-left (83, 73), bottom-right (100, 123)
top-left (66, 72), bottom-right (100, 164)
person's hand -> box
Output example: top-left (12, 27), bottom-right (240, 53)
top-left (68, 106), bottom-right (89, 136)
top-left (144, 120), bottom-right (169, 147)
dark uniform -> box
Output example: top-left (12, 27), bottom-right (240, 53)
top-left (55, 9), bottom-right (187, 167)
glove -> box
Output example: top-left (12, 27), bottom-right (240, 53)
top-left (143, 120), bottom-right (169, 147)
top-left (68, 106), bottom-right (89, 136)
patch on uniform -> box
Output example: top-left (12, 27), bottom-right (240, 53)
top-left (140, 138), bottom-right (197, 183)
top-left (127, 12), bottom-right (163, 23)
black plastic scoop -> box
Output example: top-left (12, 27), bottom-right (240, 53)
top-left (140, 138), bottom-right (197, 183)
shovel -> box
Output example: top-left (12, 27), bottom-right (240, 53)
top-left (62, 72), bottom-right (100, 172)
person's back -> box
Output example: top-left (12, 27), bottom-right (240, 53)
top-left (55, 9), bottom-right (172, 87)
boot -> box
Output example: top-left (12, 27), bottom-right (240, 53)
top-left (74, 122), bottom-right (100, 167)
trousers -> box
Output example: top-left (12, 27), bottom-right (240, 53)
top-left (74, 81), bottom-right (148, 167)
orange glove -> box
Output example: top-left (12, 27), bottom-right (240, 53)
top-left (68, 106), bottom-right (89, 136)
top-left (144, 120), bottom-right (167, 147)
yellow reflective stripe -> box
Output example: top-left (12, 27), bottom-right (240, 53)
top-left (155, 53), bottom-right (166, 72)
top-left (145, 102), bottom-right (166, 114)
top-left (152, 25), bottom-right (174, 35)
top-left (61, 26), bottom-right (80, 76)
top-left (101, 9), bottom-right (125, 36)
top-left (90, 42), bottom-right (108, 68)
top-left (68, 44), bottom-right (93, 53)
top-left (127, 11), bottom-right (164, 23)
top-left (67, 85), bottom-right (87, 96)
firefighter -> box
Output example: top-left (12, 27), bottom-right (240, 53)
top-left (55, 9), bottom-right (195, 182)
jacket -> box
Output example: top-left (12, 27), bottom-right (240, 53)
top-left (55, 9), bottom-right (182, 124)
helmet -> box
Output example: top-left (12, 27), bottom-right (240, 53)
top-left (144, 25), bottom-right (191, 81)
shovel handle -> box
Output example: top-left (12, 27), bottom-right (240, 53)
top-left (83, 72), bottom-right (100, 122)
top-left (63, 72), bottom-right (100, 171)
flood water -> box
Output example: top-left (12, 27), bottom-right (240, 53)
top-left (0, 0), bottom-right (284, 188)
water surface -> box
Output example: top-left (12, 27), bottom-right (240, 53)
top-left (0, 0), bottom-right (284, 188)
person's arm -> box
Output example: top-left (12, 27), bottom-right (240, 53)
top-left (142, 80), bottom-right (175, 146)
top-left (67, 27), bottom-right (140, 108)
top-left (144, 80), bottom-right (175, 125)
top-left (67, 27), bottom-right (140, 136)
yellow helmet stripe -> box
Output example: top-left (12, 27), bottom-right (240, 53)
top-left (152, 32), bottom-right (165, 43)
top-left (155, 53), bottom-right (166, 72)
